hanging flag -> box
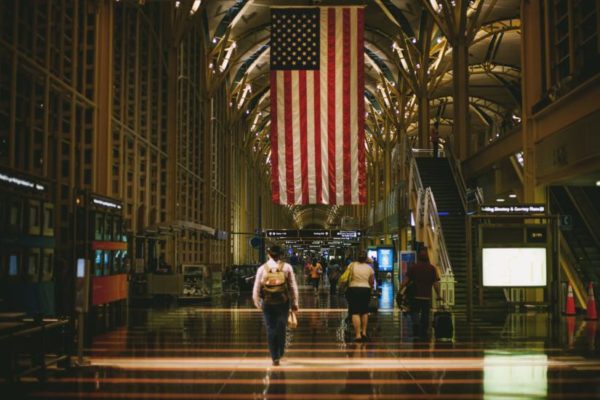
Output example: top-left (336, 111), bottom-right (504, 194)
top-left (270, 7), bottom-right (366, 205)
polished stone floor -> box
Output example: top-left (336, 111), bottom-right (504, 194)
top-left (8, 284), bottom-right (600, 399)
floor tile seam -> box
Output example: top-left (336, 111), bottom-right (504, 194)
top-left (88, 357), bottom-right (600, 370)
top-left (34, 392), bottom-right (596, 399)
top-left (44, 377), bottom-right (599, 385)
top-left (84, 349), bottom-right (570, 356)
top-left (87, 344), bottom-right (568, 351)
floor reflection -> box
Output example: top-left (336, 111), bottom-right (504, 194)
top-left (483, 351), bottom-right (548, 399)
top-left (14, 290), bottom-right (600, 399)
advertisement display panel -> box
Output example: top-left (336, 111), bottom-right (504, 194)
top-left (482, 248), bottom-right (547, 287)
top-left (377, 247), bottom-right (394, 272)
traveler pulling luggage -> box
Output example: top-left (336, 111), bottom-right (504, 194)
top-left (398, 247), bottom-right (442, 340)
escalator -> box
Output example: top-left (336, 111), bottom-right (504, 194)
top-left (416, 158), bottom-right (467, 307)
top-left (415, 157), bottom-right (506, 309)
top-left (550, 186), bottom-right (600, 289)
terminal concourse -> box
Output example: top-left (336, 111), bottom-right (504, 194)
top-left (0, 0), bottom-right (599, 398)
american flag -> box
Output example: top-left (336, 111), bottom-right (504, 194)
top-left (270, 7), bottom-right (366, 205)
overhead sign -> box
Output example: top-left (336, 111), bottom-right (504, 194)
top-left (299, 230), bottom-right (330, 238)
top-left (331, 230), bottom-right (362, 240)
top-left (91, 195), bottom-right (123, 210)
top-left (0, 171), bottom-right (45, 191)
top-left (480, 204), bottom-right (545, 215)
top-left (266, 229), bottom-right (362, 240)
top-left (266, 230), bottom-right (298, 238)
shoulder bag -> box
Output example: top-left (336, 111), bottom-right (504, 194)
top-left (337, 262), bottom-right (355, 293)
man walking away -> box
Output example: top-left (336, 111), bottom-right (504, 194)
top-left (399, 247), bottom-right (441, 340)
top-left (253, 245), bottom-right (299, 366)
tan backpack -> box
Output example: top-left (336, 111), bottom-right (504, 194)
top-left (261, 261), bottom-right (289, 304)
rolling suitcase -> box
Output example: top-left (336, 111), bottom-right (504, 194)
top-left (433, 310), bottom-right (453, 340)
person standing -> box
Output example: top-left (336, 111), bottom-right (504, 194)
top-left (345, 250), bottom-right (375, 342)
top-left (253, 245), bottom-right (299, 366)
top-left (399, 247), bottom-right (441, 340)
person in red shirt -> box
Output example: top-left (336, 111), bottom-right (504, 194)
top-left (399, 247), bottom-right (441, 339)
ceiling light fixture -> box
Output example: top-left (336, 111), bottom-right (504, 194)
top-left (190, 0), bottom-right (201, 15)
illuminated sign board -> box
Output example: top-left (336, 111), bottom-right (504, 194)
top-left (266, 230), bottom-right (298, 238)
top-left (266, 229), bottom-right (361, 240)
top-left (482, 247), bottom-right (547, 287)
top-left (91, 196), bottom-right (123, 210)
top-left (480, 204), bottom-right (545, 215)
top-left (299, 230), bottom-right (330, 238)
top-left (331, 230), bottom-right (362, 239)
top-left (0, 172), bottom-right (45, 191)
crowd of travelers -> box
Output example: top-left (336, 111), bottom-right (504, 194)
top-left (253, 245), bottom-right (443, 366)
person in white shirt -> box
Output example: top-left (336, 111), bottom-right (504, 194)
top-left (252, 245), bottom-right (299, 366)
top-left (345, 250), bottom-right (375, 342)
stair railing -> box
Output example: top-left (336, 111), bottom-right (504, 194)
top-left (404, 139), bottom-right (454, 283)
top-left (445, 139), bottom-right (483, 213)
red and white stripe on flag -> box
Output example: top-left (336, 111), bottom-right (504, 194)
top-left (270, 7), bottom-right (366, 205)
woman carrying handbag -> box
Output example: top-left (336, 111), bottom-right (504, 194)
top-left (343, 251), bottom-right (375, 342)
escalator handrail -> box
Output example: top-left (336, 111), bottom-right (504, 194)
top-left (445, 138), bottom-right (484, 212)
top-left (444, 140), bottom-right (467, 211)
top-left (405, 142), bottom-right (453, 277)
top-left (424, 187), bottom-right (454, 276)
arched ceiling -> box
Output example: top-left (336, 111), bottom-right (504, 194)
top-left (198, 0), bottom-right (521, 228)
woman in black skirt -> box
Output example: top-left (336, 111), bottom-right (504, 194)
top-left (345, 250), bottom-right (375, 342)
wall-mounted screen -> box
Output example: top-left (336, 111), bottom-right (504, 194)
top-left (482, 248), bottom-right (547, 287)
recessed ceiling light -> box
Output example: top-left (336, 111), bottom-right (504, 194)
top-left (496, 198), bottom-right (505, 202)
top-left (509, 194), bottom-right (517, 198)
top-left (596, 180), bottom-right (600, 186)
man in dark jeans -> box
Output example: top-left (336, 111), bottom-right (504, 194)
top-left (399, 247), bottom-right (441, 339)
